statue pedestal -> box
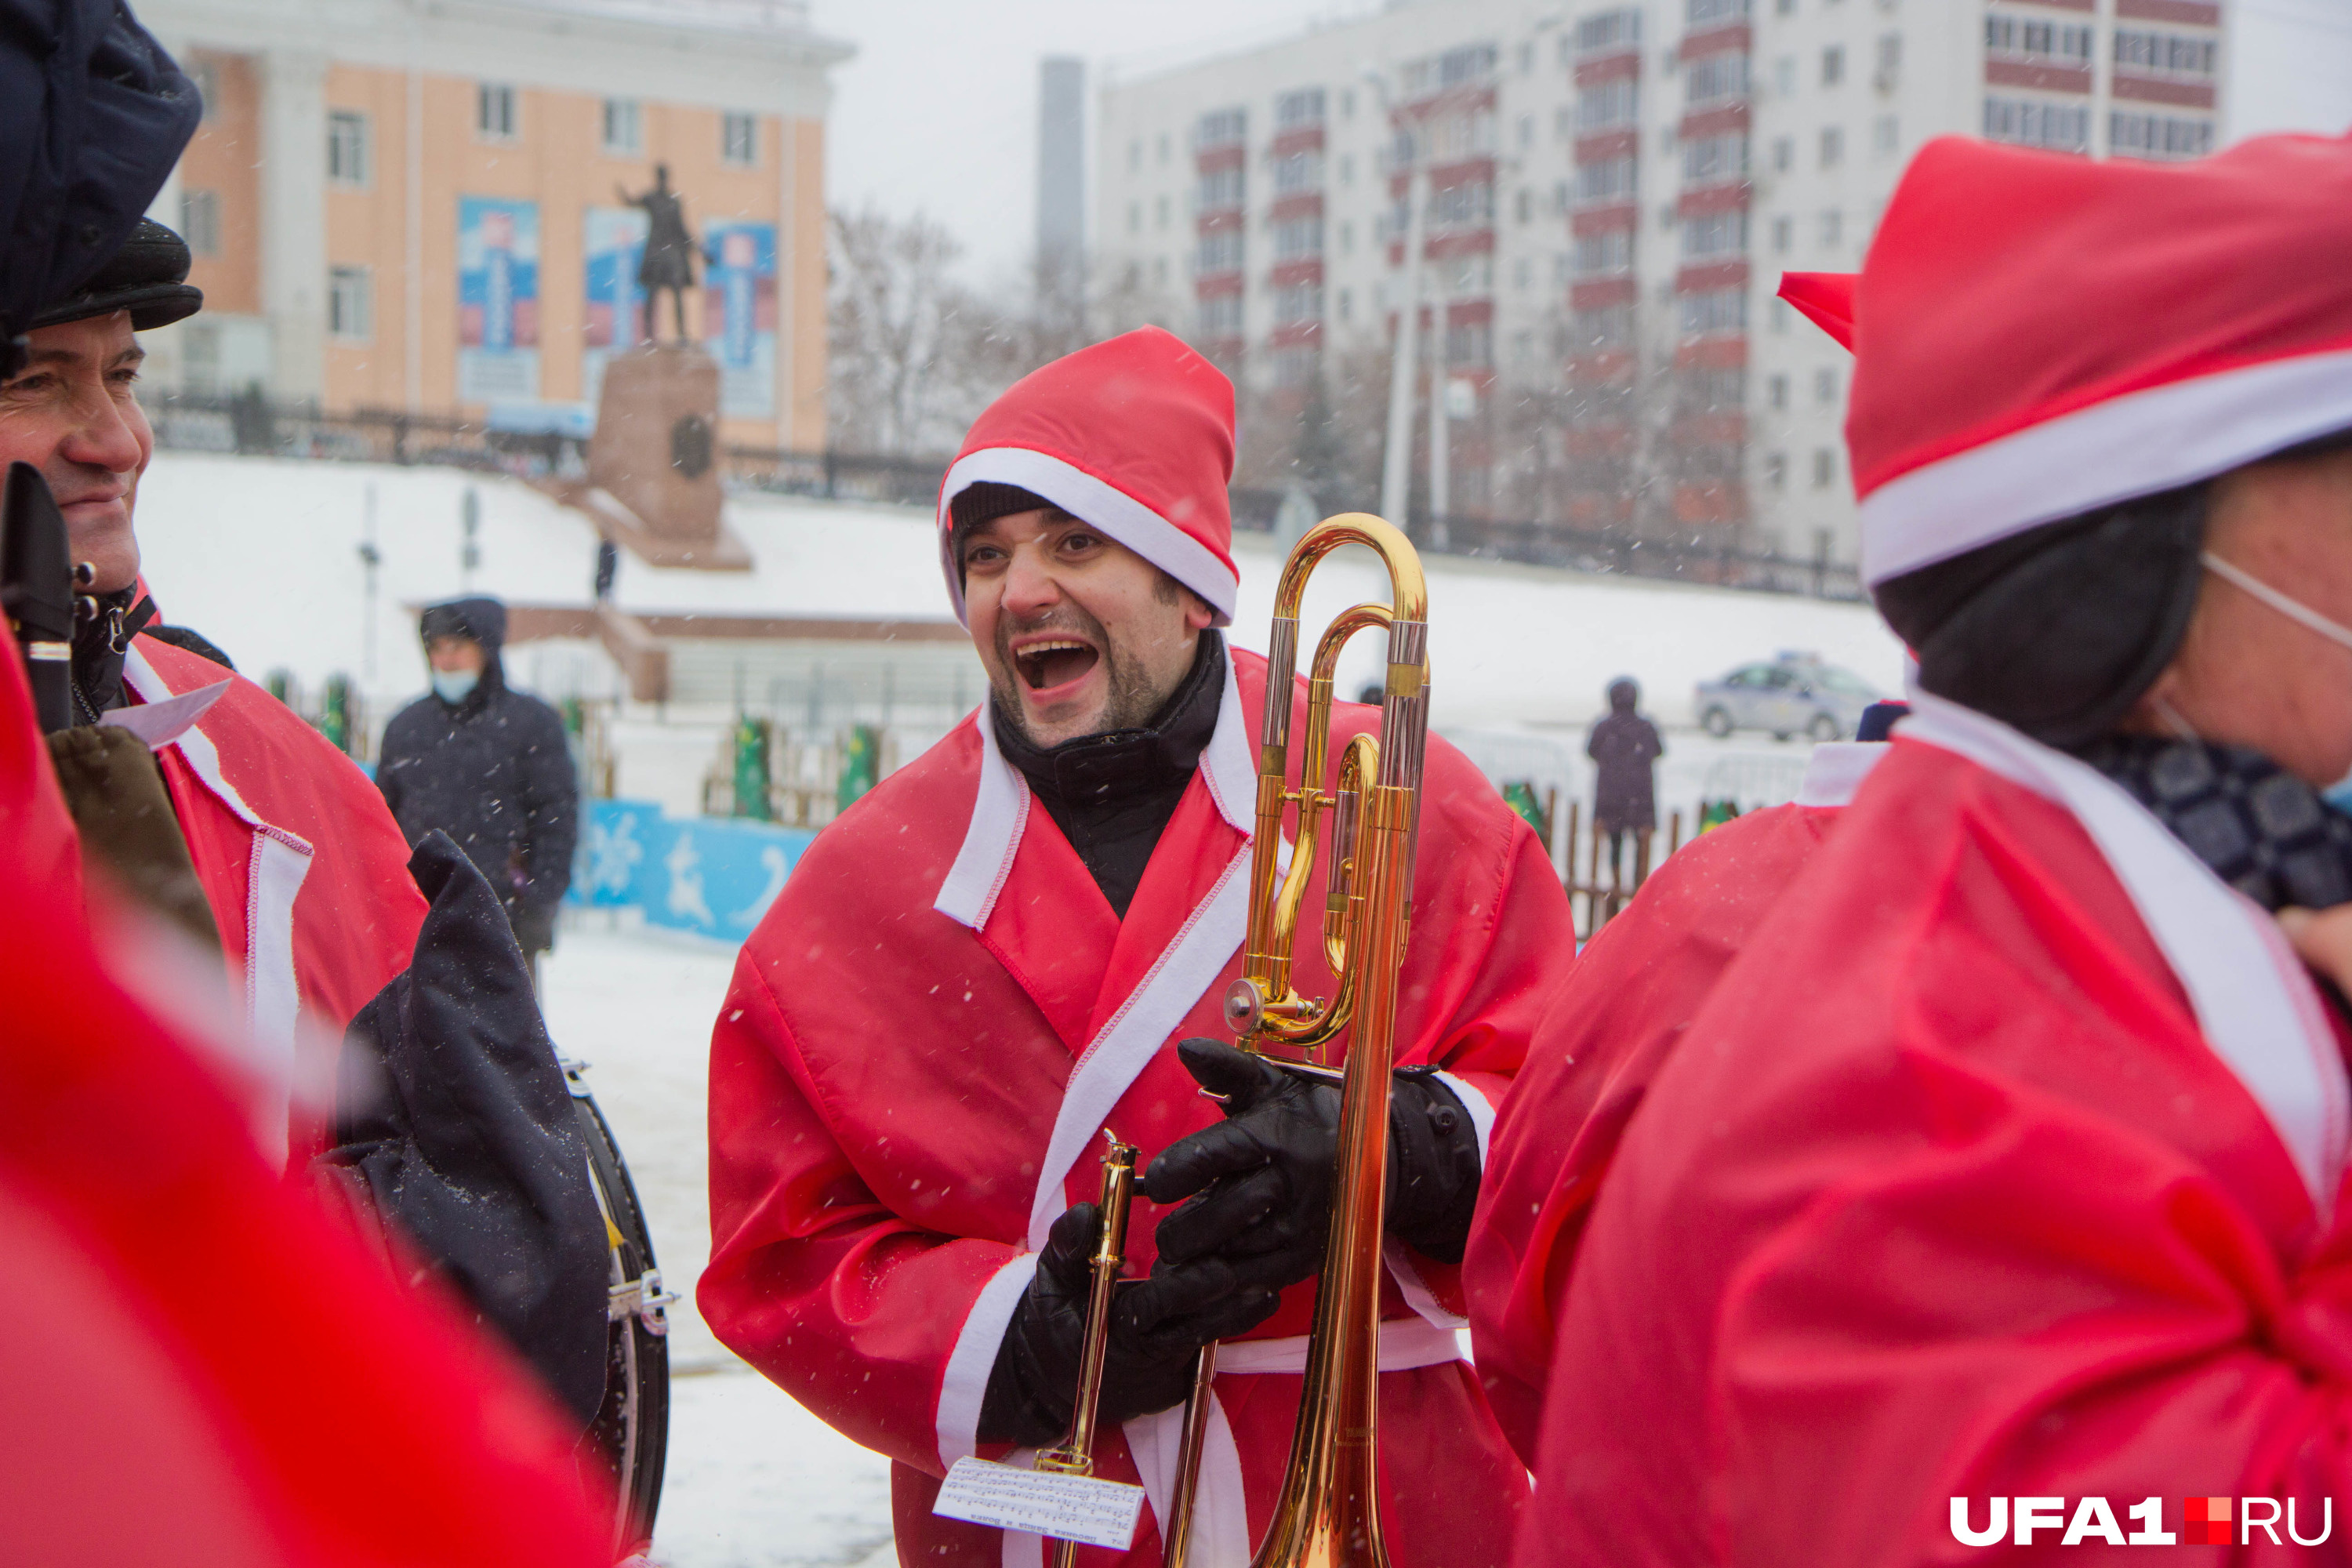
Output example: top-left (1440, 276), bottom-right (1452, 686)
top-left (579, 343), bottom-right (750, 570)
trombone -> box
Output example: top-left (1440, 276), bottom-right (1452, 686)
top-left (1165, 513), bottom-right (1428, 1568)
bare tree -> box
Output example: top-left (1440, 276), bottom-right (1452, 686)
top-left (826, 206), bottom-right (1006, 456)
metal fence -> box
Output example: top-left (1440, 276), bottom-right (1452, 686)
top-left (140, 389), bottom-right (1864, 601)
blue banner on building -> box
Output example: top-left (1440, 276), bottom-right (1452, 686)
top-left (459, 196), bottom-right (541, 401)
top-left (573, 798), bottom-right (815, 946)
top-left (701, 220), bottom-right (777, 418)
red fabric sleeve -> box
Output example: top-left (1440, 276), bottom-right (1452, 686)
top-left (699, 949), bottom-right (1023, 1475)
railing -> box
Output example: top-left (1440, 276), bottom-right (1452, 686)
top-left (139, 390), bottom-right (1864, 601)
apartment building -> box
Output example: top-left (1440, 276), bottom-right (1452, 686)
top-left (129, 0), bottom-right (849, 448)
top-left (1094, 0), bottom-right (2230, 563)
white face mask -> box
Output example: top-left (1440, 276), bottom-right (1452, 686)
top-left (431, 668), bottom-right (480, 705)
top-left (2203, 554), bottom-right (2352, 804)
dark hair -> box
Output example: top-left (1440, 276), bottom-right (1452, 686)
top-left (1872, 482), bottom-right (2208, 749)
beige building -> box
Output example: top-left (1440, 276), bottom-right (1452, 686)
top-left (133, 0), bottom-right (849, 449)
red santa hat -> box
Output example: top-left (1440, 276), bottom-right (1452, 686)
top-left (1841, 132), bottom-right (2352, 588)
top-left (1777, 271), bottom-right (1855, 350)
top-left (936, 325), bottom-right (1239, 626)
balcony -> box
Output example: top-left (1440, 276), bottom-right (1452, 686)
top-left (1679, 102), bottom-right (1750, 139)
top-left (1679, 21), bottom-right (1751, 59)
top-left (1675, 258), bottom-right (1750, 292)
top-left (1984, 57), bottom-right (2092, 95)
top-left (1570, 277), bottom-right (1639, 310)
top-left (1676, 183), bottom-right (1750, 217)
top-left (1268, 257), bottom-right (1323, 289)
top-left (1193, 270), bottom-right (1243, 299)
top-left (1266, 319), bottom-right (1323, 350)
top-left (1269, 191), bottom-right (1324, 224)
top-left (2111, 71), bottom-right (2217, 108)
top-left (1271, 124), bottom-right (1325, 158)
top-left (1573, 50), bottom-right (1640, 86)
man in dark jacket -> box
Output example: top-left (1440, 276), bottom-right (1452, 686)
top-left (1586, 675), bottom-right (1662, 872)
top-left (377, 597), bottom-right (579, 965)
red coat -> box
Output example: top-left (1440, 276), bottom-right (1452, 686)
top-left (123, 638), bottom-right (425, 1165)
top-left (1467, 743), bottom-right (1881, 1467)
top-left (1519, 699), bottom-right (2352, 1566)
top-left (702, 648), bottom-right (1573, 1566)
top-left (0, 614), bottom-right (607, 1566)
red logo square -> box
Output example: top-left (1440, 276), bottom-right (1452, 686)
top-left (2185, 1497), bottom-right (2232, 1546)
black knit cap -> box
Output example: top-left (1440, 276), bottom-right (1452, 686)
top-left (31, 217), bottom-right (203, 332)
top-left (950, 482), bottom-right (1057, 535)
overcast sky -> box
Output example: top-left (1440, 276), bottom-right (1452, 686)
top-left (806, 0), bottom-right (2352, 291)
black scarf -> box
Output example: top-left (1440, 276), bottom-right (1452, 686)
top-left (2074, 735), bottom-right (2352, 913)
top-left (993, 633), bottom-right (1224, 919)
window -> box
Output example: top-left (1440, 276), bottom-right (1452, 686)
top-left (1428, 181), bottom-right (1495, 229)
top-left (1577, 9), bottom-right (1641, 53)
top-left (189, 59), bottom-right (219, 122)
top-left (1128, 138), bottom-right (1142, 172)
top-left (1402, 42), bottom-right (1499, 99)
top-left (2114, 30), bottom-right (2217, 78)
top-left (1272, 282), bottom-right (1323, 325)
top-left (1338, 288), bottom-right (1352, 322)
top-left (1766, 452), bottom-right (1788, 489)
top-left (1822, 45), bottom-right (1846, 85)
top-left (1196, 294), bottom-right (1243, 339)
top-left (1767, 373), bottom-right (1788, 409)
top-left (1276, 87), bottom-right (1326, 127)
top-left (1272, 216), bottom-right (1323, 260)
top-left (327, 110), bottom-right (369, 186)
top-left (1819, 207), bottom-right (1843, 246)
top-left (1875, 33), bottom-right (1903, 85)
top-left (1814, 367), bottom-right (1838, 404)
top-left (1340, 154), bottom-right (1353, 186)
top-left (1681, 209), bottom-right (1748, 258)
top-left (1679, 288), bottom-right (1747, 336)
top-left (1575, 304), bottom-right (1636, 348)
top-left (1157, 132), bottom-right (1171, 164)
top-left (1577, 155), bottom-right (1639, 204)
top-left (1127, 201), bottom-right (1142, 235)
top-left (1688, 0), bottom-right (1750, 24)
top-left (1682, 133), bottom-right (1748, 183)
top-left (1445, 321), bottom-right (1492, 368)
top-left (1272, 347), bottom-right (1321, 387)
top-left (1574, 229), bottom-right (1635, 275)
top-left (2111, 111), bottom-right (2214, 160)
top-left (1153, 258), bottom-right (1169, 286)
top-left (1515, 188), bottom-right (1533, 223)
top-left (1873, 114), bottom-right (1900, 154)
top-left (723, 111), bottom-right (759, 167)
top-left (1984, 96), bottom-right (2089, 153)
top-left (1341, 89), bottom-right (1355, 119)
top-left (328, 266), bottom-right (371, 342)
top-left (1156, 195), bottom-right (1170, 230)
top-left (1273, 151), bottom-right (1324, 194)
top-left (602, 99), bottom-right (642, 155)
top-left (1196, 230), bottom-right (1244, 274)
top-left (1338, 220), bottom-right (1353, 253)
top-left (477, 82), bottom-right (517, 140)
top-left (1813, 448), bottom-right (1836, 488)
top-left (1197, 168), bottom-right (1245, 211)
top-left (1984, 16), bottom-right (2093, 66)
top-left (1771, 215), bottom-right (1792, 253)
top-left (1772, 136), bottom-right (1793, 172)
top-left (180, 188), bottom-right (220, 258)
top-left (1196, 107), bottom-right (1247, 148)
top-left (1518, 114), bottom-right (1535, 149)
top-left (1820, 126), bottom-right (1845, 167)
top-left (1776, 0), bottom-right (1794, 13)
top-left (1775, 56), bottom-right (1796, 96)
top-left (1686, 53), bottom-right (1750, 105)
top-left (1513, 256), bottom-right (1534, 289)
top-left (1577, 78), bottom-right (1640, 131)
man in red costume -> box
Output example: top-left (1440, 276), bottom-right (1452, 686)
top-left (0, 218), bottom-right (422, 1165)
top-left (702, 326), bottom-right (1573, 1566)
top-left (1519, 134), bottom-right (2352, 1565)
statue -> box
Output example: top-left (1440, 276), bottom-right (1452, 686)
top-left (617, 164), bottom-right (699, 344)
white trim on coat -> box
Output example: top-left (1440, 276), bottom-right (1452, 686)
top-left (1859, 347), bottom-right (2352, 586)
top-left (935, 1250), bottom-right (1040, 1472)
top-left (936, 446), bottom-right (1240, 628)
top-left (1199, 652), bottom-right (1258, 837)
top-left (1794, 741), bottom-right (1888, 808)
top-left (1432, 1070), bottom-right (1498, 1168)
top-left (122, 647), bottom-right (315, 1171)
top-left (934, 705), bottom-right (1030, 930)
top-left (1901, 692), bottom-right (2350, 1208)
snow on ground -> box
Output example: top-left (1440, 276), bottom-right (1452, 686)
top-left (131, 452), bottom-right (1905, 742)
top-left (539, 919), bottom-right (896, 1567)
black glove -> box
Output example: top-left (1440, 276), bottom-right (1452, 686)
top-left (1140, 1038), bottom-right (1483, 1298)
top-left (977, 1200), bottom-right (1281, 1448)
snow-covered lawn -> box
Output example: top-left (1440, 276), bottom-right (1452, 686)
top-left (539, 920), bottom-right (897, 1568)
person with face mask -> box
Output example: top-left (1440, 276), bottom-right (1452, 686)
top-left (1512, 133), bottom-right (2352, 1566)
top-left (376, 597), bottom-right (579, 971)
top-left (700, 326), bottom-right (1574, 1567)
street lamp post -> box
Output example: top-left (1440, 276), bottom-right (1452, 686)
top-left (1370, 66), bottom-right (1428, 533)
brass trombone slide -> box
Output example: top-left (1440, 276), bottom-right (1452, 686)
top-left (1166, 513), bottom-right (1430, 1568)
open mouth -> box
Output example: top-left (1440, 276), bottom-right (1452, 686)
top-left (1013, 638), bottom-right (1101, 694)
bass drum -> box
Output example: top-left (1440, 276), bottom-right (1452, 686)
top-left (566, 1058), bottom-right (673, 1560)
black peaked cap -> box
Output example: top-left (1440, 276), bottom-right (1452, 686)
top-left (31, 216), bottom-right (202, 332)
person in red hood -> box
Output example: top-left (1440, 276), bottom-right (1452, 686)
top-left (700, 326), bottom-right (1573, 1566)
top-left (1517, 134), bottom-right (2352, 1566)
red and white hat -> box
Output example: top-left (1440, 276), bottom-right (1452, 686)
top-left (1824, 133), bottom-right (2352, 588)
top-left (935, 325), bottom-right (1240, 626)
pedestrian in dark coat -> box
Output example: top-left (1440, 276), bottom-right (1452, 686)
top-left (377, 597), bottom-right (578, 961)
top-left (1587, 677), bottom-right (1663, 865)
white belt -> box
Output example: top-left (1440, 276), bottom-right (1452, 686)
top-left (1001, 1316), bottom-right (1466, 1567)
